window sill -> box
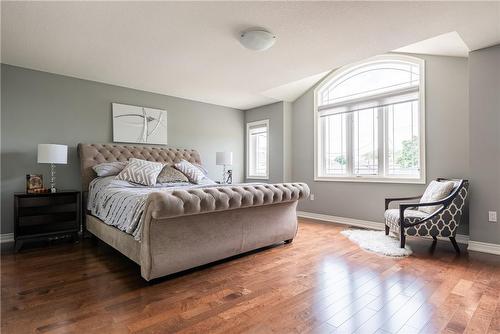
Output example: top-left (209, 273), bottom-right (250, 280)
top-left (247, 176), bottom-right (269, 180)
top-left (314, 176), bottom-right (425, 184)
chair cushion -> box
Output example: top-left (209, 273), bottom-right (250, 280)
top-left (419, 180), bottom-right (455, 214)
top-left (384, 209), bottom-right (428, 231)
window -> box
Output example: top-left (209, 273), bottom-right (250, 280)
top-left (247, 119), bottom-right (269, 179)
top-left (315, 55), bottom-right (425, 183)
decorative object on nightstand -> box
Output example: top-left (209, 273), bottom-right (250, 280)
top-left (14, 190), bottom-right (80, 252)
top-left (26, 174), bottom-right (47, 193)
top-left (226, 170), bottom-right (233, 184)
top-left (216, 151), bottom-right (233, 184)
top-left (37, 144), bottom-right (68, 193)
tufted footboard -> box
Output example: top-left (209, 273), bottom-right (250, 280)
top-left (137, 183), bottom-right (309, 280)
top-left (145, 183), bottom-right (310, 220)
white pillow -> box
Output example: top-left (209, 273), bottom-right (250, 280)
top-left (93, 161), bottom-right (128, 177)
top-left (174, 160), bottom-right (205, 184)
top-left (115, 158), bottom-right (164, 186)
top-left (192, 163), bottom-right (209, 176)
top-left (419, 180), bottom-right (455, 214)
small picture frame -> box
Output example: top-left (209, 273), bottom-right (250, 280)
top-left (26, 174), bottom-right (45, 193)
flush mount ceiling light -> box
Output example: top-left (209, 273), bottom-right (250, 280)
top-left (239, 29), bottom-right (277, 51)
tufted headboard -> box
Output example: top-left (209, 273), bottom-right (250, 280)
top-left (77, 143), bottom-right (202, 190)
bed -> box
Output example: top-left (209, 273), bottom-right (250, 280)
top-left (78, 143), bottom-right (310, 281)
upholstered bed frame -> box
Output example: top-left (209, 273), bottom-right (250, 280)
top-left (78, 143), bottom-right (309, 281)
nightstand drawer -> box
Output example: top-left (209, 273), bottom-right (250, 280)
top-left (18, 195), bottom-right (76, 208)
top-left (18, 212), bottom-right (77, 226)
top-left (18, 222), bottom-right (78, 236)
top-left (18, 203), bottom-right (77, 216)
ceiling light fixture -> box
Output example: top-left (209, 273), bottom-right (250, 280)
top-left (239, 29), bottom-right (277, 51)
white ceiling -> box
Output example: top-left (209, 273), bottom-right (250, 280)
top-left (394, 31), bottom-right (470, 58)
top-left (2, 2), bottom-right (499, 110)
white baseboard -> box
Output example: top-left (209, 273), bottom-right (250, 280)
top-left (468, 240), bottom-right (500, 255)
top-left (297, 211), bottom-right (470, 245)
top-left (0, 233), bottom-right (14, 244)
top-left (297, 211), bottom-right (385, 231)
top-left (452, 234), bottom-right (470, 245)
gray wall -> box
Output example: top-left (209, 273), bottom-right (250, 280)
top-left (468, 45), bottom-right (500, 244)
top-left (283, 102), bottom-right (293, 182)
top-left (245, 101), bottom-right (286, 184)
top-left (1, 64), bottom-right (244, 234)
top-left (292, 54), bottom-right (470, 233)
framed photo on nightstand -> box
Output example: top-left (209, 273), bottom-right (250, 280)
top-left (26, 174), bottom-right (45, 193)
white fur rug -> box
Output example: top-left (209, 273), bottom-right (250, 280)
top-left (341, 229), bottom-right (413, 257)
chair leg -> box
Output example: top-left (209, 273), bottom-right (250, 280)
top-left (432, 236), bottom-right (437, 242)
top-left (385, 224), bottom-right (389, 236)
top-left (400, 229), bottom-right (406, 248)
top-left (450, 237), bottom-right (460, 254)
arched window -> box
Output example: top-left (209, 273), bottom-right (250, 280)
top-left (314, 55), bottom-right (425, 183)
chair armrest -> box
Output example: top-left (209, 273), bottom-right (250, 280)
top-left (385, 196), bottom-right (422, 210)
top-left (400, 200), bottom-right (443, 210)
top-left (399, 188), bottom-right (459, 211)
top-left (398, 188), bottom-right (460, 227)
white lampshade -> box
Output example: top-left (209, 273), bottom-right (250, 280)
top-left (37, 144), bottom-right (68, 164)
top-left (216, 152), bottom-right (233, 166)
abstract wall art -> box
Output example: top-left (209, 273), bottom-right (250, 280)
top-left (112, 103), bottom-right (167, 145)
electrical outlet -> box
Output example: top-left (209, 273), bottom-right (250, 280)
top-left (488, 211), bottom-right (497, 223)
top-left (310, 194), bottom-right (315, 201)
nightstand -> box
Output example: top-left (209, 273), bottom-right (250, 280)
top-left (14, 190), bottom-right (81, 252)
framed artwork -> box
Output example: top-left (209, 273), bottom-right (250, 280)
top-left (26, 174), bottom-right (45, 193)
top-left (112, 103), bottom-right (167, 145)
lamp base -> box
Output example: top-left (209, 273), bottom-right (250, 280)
top-left (221, 165), bottom-right (227, 185)
top-left (50, 163), bottom-right (57, 193)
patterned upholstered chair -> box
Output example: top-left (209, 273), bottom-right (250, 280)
top-left (384, 178), bottom-right (469, 253)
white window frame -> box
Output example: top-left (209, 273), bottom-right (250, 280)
top-left (246, 119), bottom-right (270, 180)
top-left (314, 54), bottom-right (426, 184)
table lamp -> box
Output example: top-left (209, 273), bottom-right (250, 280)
top-left (37, 144), bottom-right (68, 193)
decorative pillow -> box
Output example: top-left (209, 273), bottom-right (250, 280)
top-left (192, 163), bottom-right (209, 176)
top-left (419, 180), bottom-right (455, 214)
top-left (92, 161), bottom-right (128, 177)
top-left (174, 160), bottom-right (205, 184)
top-left (116, 158), bottom-right (164, 186)
top-left (157, 165), bottom-right (189, 183)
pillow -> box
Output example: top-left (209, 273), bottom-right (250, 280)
top-left (192, 163), bottom-right (209, 176)
top-left (115, 158), bottom-right (164, 186)
top-left (174, 160), bottom-right (205, 184)
top-left (419, 180), bottom-right (455, 214)
top-left (92, 161), bottom-right (128, 177)
top-left (157, 165), bottom-right (189, 183)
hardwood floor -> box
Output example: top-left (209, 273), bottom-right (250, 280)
top-left (2, 218), bottom-right (500, 334)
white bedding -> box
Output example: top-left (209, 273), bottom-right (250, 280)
top-left (87, 177), bottom-right (257, 240)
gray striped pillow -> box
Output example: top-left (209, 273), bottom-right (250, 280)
top-left (116, 158), bottom-right (164, 186)
top-left (174, 160), bottom-right (205, 184)
top-left (93, 161), bottom-right (128, 177)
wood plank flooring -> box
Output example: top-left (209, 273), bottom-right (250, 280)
top-left (2, 218), bottom-right (500, 334)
